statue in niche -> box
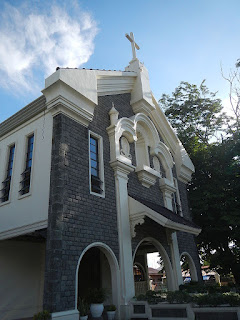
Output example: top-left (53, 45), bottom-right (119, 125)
top-left (120, 136), bottom-right (132, 159)
top-left (153, 156), bottom-right (162, 177)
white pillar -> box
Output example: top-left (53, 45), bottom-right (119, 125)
top-left (110, 160), bottom-right (135, 304)
top-left (160, 179), bottom-right (183, 289)
top-left (169, 231), bottom-right (183, 287)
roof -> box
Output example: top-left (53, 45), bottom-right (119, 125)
top-left (130, 195), bottom-right (200, 231)
top-left (148, 267), bottom-right (161, 275)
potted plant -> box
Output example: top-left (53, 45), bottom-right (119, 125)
top-left (106, 305), bottom-right (116, 320)
top-left (33, 310), bottom-right (51, 320)
top-left (86, 288), bottom-right (108, 318)
top-left (78, 299), bottom-right (89, 320)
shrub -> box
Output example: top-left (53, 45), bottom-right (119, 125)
top-left (33, 310), bottom-right (51, 320)
top-left (136, 290), bottom-right (164, 304)
top-left (78, 299), bottom-right (89, 316)
top-left (223, 292), bottom-right (240, 306)
top-left (167, 291), bottom-right (191, 304)
top-left (106, 304), bottom-right (117, 311)
top-left (194, 292), bottom-right (240, 306)
top-left (86, 288), bottom-right (109, 304)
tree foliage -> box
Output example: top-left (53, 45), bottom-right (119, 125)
top-left (159, 80), bottom-right (240, 284)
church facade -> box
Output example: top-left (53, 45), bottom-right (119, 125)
top-left (0, 51), bottom-right (201, 320)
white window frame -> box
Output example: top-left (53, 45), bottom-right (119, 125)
top-left (89, 130), bottom-right (105, 198)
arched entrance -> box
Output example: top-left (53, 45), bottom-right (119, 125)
top-left (180, 252), bottom-right (198, 283)
top-left (133, 237), bottom-right (176, 295)
top-left (75, 243), bottom-right (120, 311)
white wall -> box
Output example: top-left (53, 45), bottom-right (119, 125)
top-left (0, 240), bottom-right (45, 320)
top-left (0, 112), bottom-right (53, 239)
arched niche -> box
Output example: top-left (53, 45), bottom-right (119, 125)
top-left (133, 237), bottom-right (176, 291)
top-left (180, 251), bottom-right (198, 282)
top-left (133, 113), bottom-right (160, 148)
top-left (115, 118), bottom-right (136, 164)
top-left (151, 142), bottom-right (174, 182)
top-left (75, 242), bottom-right (120, 313)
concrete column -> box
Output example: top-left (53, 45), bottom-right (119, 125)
top-left (110, 160), bottom-right (135, 304)
top-left (161, 179), bottom-right (183, 289)
top-left (171, 231), bottom-right (183, 287)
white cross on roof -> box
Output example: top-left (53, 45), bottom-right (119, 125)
top-left (125, 32), bottom-right (140, 60)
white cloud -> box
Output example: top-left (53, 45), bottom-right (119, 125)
top-left (0, 2), bottom-right (98, 93)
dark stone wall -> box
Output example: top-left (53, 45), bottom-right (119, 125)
top-left (44, 93), bottom-right (201, 312)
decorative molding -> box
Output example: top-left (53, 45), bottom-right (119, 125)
top-left (0, 96), bottom-right (46, 138)
top-left (110, 159), bottom-right (135, 179)
top-left (131, 99), bottom-right (155, 116)
top-left (43, 80), bottom-right (96, 128)
top-left (97, 74), bottom-right (137, 96)
top-left (135, 165), bottom-right (160, 188)
top-left (0, 220), bottom-right (48, 240)
top-left (130, 214), bottom-right (145, 237)
top-left (109, 104), bottom-right (119, 126)
top-left (129, 197), bottom-right (201, 236)
top-left (159, 178), bottom-right (176, 194)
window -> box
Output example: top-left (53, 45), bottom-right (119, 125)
top-left (0, 144), bottom-right (15, 203)
top-left (19, 134), bottom-right (34, 195)
top-left (89, 132), bottom-right (104, 196)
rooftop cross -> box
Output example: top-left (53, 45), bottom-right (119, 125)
top-left (125, 32), bottom-right (140, 60)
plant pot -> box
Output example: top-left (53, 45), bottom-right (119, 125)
top-left (80, 316), bottom-right (88, 320)
top-left (107, 310), bottom-right (116, 320)
top-left (90, 303), bottom-right (104, 318)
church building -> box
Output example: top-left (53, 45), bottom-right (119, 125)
top-left (0, 33), bottom-right (201, 320)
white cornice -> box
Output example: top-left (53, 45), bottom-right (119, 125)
top-left (0, 220), bottom-right (48, 240)
top-left (97, 74), bottom-right (137, 96)
top-left (43, 79), bottom-right (96, 127)
top-left (0, 96), bottom-right (46, 138)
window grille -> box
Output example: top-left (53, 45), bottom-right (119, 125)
top-left (90, 136), bottom-right (103, 194)
top-left (0, 144), bottom-right (15, 202)
top-left (19, 134), bottom-right (34, 195)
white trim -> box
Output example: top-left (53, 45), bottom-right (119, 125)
top-left (0, 219), bottom-right (48, 240)
top-left (129, 196), bottom-right (201, 236)
top-left (97, 75), bottom-right (137, 96)
top-left (51, 309), bottom-right (79, 320)
top-left (88, 131), bottom-right (105, 198)
top-left (0, 96), bottom-right (46, 139)
top-left (75, 242), bottom-right (120, 319)
top-left (180, 251), bottom-right (198, 282)
top-left (133, 237), bottom-right (177, 291)
top-left (48, 96), bottom-right (93, 128)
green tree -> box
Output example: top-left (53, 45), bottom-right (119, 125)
top-left (159, 81), bottom-right (240, 284)
top-left (160, 80), bottom-right (226, 154)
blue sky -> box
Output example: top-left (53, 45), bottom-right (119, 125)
top-left (0, 0), bottom-right (240, 122)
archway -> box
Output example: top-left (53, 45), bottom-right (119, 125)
top-left (75, 243), bottom-right (120, 310)
top-left (133, 238), bottom-right (176, 294)
top-left (180, 252), bottom-right (198, 283)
